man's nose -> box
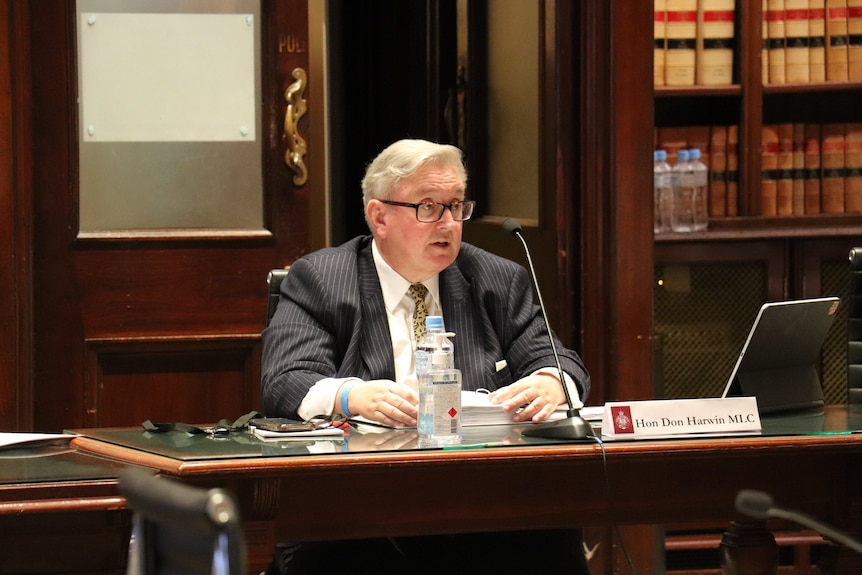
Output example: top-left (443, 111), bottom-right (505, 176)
top-left (437, 205), bottom-right (457, 225)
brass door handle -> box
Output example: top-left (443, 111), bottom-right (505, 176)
top-left (284, 67), bottom-right (308, 186)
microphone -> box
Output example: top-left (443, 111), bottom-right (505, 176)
top-left (735, 489), bottom-right (862, 555)
top-left (502, 218), bottom-right (594, 440)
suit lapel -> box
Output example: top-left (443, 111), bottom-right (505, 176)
top-left (357, 244), bottom-right (396, 379)
top-left (440, 264), bottom-right (487, 390)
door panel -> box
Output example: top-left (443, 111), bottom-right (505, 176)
top-left (31, 0), bottom-right (311, 431)
top-left (459, 1), bottom-right (580, 348)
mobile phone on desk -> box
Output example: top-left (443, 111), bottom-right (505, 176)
top-left (250, 418), bottom-right (315, 433)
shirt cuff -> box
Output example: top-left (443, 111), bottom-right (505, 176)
top-left (298, 377), bottom-right (360, 421)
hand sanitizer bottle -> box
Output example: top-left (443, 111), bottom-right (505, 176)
top-left (415, 316), bottom-right (446, 379)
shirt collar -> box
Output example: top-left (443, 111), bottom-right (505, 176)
top-left (371, 239), bottom-right (440, 313)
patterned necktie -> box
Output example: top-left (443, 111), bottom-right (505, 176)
top-left (408, 283), bottom-right (428, 342)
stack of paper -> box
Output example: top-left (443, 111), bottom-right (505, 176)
top-left (460, 390), bottom-right (567, 426)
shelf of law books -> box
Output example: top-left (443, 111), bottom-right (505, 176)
top-left (654, 0), bottom-right (862, 237)
top-left (654, 0), bottom-right (738, 89)
top-left (654, 0), bottom-right (862, 89)
top-left (763, 0), bottom-right (862, 88)
top-left (760, 122), bottom-right (862, 216)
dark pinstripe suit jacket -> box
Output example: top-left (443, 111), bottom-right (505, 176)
top-left (261, 235), bottom-right (590, 419)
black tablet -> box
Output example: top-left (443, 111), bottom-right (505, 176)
top-left (721, 296), bottom-right (840, 414)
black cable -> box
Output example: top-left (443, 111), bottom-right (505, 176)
top-left (593, 436), bottom-right (637, 575)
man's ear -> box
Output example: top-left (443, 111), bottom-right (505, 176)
top-left (366, 199), bottom-right (387, 237)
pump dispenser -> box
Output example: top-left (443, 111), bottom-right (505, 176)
top-left (418, 331), bottom-right (461, 446)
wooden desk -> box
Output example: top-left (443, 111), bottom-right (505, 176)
top-left (69, 407), bottom-right (862, 575)
top-left (0, 445), bottom-right (131, 574)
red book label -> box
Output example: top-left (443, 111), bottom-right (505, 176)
top-left (785, 9), bottom-right (810, 20)
top-left (703, 10), bottom-right (736, 22)
top-left (822, 141), bottom-right (846, 152)
top-left (667, 10), bottom-right (698, 22)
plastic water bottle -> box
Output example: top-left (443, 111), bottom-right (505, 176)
top-left (418, 331), bottom-right (461, 447)
top-left (654, 149), bottom-right (673, 233)
top-left (689, 148), bottom-right (709, 231)
top-left (671, 149), bottom-right (695, 232)
top-left (415, 315), bottom-right (447, 379)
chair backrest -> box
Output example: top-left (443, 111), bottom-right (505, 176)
top-left (119, 468), bottom-right (246, 575)
top-left (850, 248), bottom-right (862, 404)
top-left (266, 268), bottom-right (290, 327)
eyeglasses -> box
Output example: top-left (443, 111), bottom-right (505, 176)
top-left (380, 199), bottom-right (475, 223)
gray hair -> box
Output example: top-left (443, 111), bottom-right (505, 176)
top-left (361, 139), bottom-right (467, 209)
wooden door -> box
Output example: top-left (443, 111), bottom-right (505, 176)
top-left (458, 1), bottom-right (583, 349)
top-left (30, 0), bottom-right (313, 431)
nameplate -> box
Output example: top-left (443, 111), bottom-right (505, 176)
top-left (601, 397), bottom-right (761, 439)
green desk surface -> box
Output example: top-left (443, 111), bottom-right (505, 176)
top-left (0, 445), bottom-right (129, 486)
top-left (64, 405), bottom-right (862, 463)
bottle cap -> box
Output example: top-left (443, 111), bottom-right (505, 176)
top-left (677, 149), bottom-right (690, 161)
top-left (431, 332), bottom-right (456, 366)
top-left (655, 149), bottom-right (667, 161)
top-left (690, 148), bottom-right (701, 160)
top-left (425, 316), bottom-right (444, 331)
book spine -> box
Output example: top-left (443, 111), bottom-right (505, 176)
top-left (846, 123), bottom-right (862, 213)
top-left (697, 0), bottom-right (736, 84)
top-left (762, 124), bottom-right (779, 215)
top-left (777, 123), bottom-right (795, 214)
top-left (826, 0), bottom-right (850, 81)
top-left (792, 122), bottom-right (807, 213)
top-left (727, 124), bottom-right (739, 215)
top-left (764, 0), bottom-right (772, 84)
top-left (804, 123), bottom-right (822, 213)
top-left (656, 126), bottom-right (689, 164)
top-left (821, 123), bottom-right (846, 213)
top-left (849, 0), bottom-right (862, 80)
top-left (785, 0), bottom-right (812, 81)
top-left (768, 0), bottom-right (788, 83)
top-left (810, 0), bottom-right (828, 81)
top-left (656, 0), bottom-right (668, 86)
top-left (687, 125), bottom-right (711, 156)
top-left (709, 125), bottom-right (728, 217)
top-left (666, 0), bottom-right (699, 85)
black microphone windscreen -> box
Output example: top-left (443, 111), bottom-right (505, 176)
top-left (502, 218), bottom-right (522, 237)
top-left (735, 489), bottom-right (774, 520)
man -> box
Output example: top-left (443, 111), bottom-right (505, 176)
top-left (262, 139), bottom-right (591, 574)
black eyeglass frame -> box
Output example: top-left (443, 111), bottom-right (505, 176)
top-left (380, 199), bottom-right (475, 223)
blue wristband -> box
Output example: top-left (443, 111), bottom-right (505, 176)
top-left (340, 380), bottom-right (357, 417)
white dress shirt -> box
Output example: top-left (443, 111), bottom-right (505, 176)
top-left (297, 240), bottom-right (440, 420)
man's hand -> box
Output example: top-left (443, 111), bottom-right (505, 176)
top-left (488, 373), bottom-right (566, 423)
top-left (340, 379), bottom-right (418, 427)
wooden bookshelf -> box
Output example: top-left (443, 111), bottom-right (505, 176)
top-left (653, 4), bottom-right (861, 570)
top-left (655, 0), bottom-right (862, 227)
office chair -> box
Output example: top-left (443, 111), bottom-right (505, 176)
top-left (119, 467), bottom-right (246, 575)
top-left (266, 268), bottom-right (290, 327)
top-left (850, 248), bottom-right (862, 404)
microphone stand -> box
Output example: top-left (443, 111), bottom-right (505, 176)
top-left (736, 490), bottom-right (862, 555)
top-left (503, 218), bottom-right (594, 440)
